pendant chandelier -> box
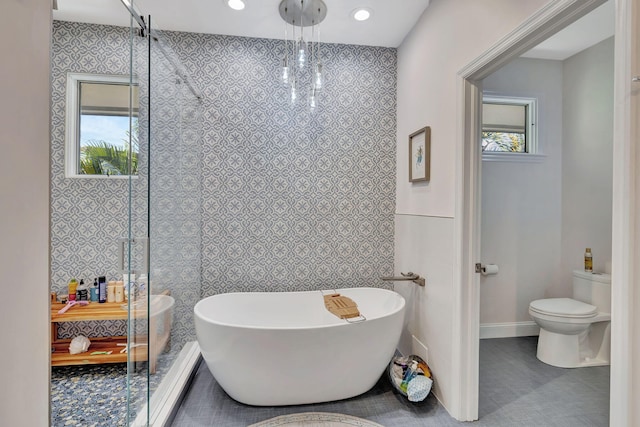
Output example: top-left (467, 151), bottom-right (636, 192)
top-left (278, 0), bottom-right (327, 110)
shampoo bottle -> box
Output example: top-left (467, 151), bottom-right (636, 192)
top-left (90, 278), bottom-right (99, 302)
top-left (123, 273), bottom-right (135, 301)
top-left (584, 248), bottom-right (593, 273)
top-left (115, 281), bottom-right (124, 303)
top-left (138, 274), bottom-right (148, 299)
top-left (77, 279), bottom-right (87, 301)
top-left (98, 276), bottom-right (107, 303)
top-left (68, 278), bottom-right (78, 301)
top-left (107, 281), bottom-right (116, 303)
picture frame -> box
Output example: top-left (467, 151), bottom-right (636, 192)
top-left (409, 126), bottom-right (430, 182)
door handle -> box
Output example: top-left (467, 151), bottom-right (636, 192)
top-left (118, 237), bottom-right (149, 274)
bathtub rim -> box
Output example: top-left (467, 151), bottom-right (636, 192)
top-left (194, 287), bottom-right (405, 331)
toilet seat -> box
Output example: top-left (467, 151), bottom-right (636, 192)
top-left (529, 298), bottom-right (597, 319)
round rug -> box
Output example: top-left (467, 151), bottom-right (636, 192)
top-left (248, 412), bottom-right (384, 427)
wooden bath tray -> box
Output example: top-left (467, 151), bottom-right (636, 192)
top-left (323, 293), bottom-right (364, 321)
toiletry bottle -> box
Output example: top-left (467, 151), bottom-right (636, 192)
top-left (400, 361), bottom-right (418, 393)
top-left (68, 278), bottom-right (78, 301)
top-left (138, 274), bottom-right (148, 300)
top-left (123, 273), bottom-right (135, 301)
top-left (107, 281), bottom-right (116, 303)
top-left (77, 279), bottom-right (87, 301)
top-left (90, 278), bottom-right (99, 302)
top-left (98, 276), bottom-right (107, 303)
top-left (585, 248), bottom-right (593, 273)
top-left (115, 281), bottom-right (124, 303)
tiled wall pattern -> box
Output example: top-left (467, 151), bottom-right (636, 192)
top-left (51, 21), bottom-right (396, 345)
top-left (143, 35), bottom-right (203, 347)
top-left (51, 22), bottom-right (131, 292)
top-left (161, 30), bottom-right (397, 296)
top-left (51, 22), bottom-right (132, 339)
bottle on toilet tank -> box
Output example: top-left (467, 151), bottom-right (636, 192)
top-left (584, 248), bottom-right (593, 273)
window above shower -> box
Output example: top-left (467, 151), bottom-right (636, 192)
top-left (64, 72), bottom-right (139, 177)
top-left (482, 94), bottom-right (543, 163)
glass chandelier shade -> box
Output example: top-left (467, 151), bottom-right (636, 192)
top-left (279, 0), bottom-right (327, 110)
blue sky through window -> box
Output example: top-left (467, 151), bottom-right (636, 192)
top-left (80, 115), bottom-right (135, 149)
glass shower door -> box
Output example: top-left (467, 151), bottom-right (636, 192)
top-left (123, 5), bottom-right (203, 425)
top-left (125, 4), bottom-right (151, 424)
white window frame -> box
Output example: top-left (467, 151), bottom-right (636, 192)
top-left (482, 94), bottom-right (544, 163)
top-left (65, 72), bottom-right (136, 178)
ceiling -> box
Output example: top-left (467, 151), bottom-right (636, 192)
top-left (53, 0), bottom-right (432, 48)
top-left (53, 0), bottom-right (614, 57)
top-left (522, 0), bottom-right (614, 60)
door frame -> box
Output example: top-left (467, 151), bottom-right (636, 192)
top-left (453, 0), bottom-right (631, 422)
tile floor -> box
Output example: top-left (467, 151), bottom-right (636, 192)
top-left (170, 337), bottom-right (610, 426)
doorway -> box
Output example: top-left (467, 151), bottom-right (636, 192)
top-left (477, 4), bottom-right (614, 420)
top-left (453, 0), bottom-right (633, 422)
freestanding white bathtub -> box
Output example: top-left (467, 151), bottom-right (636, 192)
top-left (194, 287), bottom-right (406, 406)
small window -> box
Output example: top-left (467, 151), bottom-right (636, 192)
top-left (65, 73), bottom-right (139, 178)
top-left (482, 95), bottom-right (539, 161)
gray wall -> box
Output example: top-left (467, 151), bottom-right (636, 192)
top-left (561, 37), bottom-right (614, 283)
top-left (51, 21), bottom-right (397, 343)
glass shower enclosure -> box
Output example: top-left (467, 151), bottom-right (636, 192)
top-left (121, 2), bottom-right (203, 424)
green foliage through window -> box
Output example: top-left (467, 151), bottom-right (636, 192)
top-left (79, 119), bottom-right (139, 175)
top-left (482, 131), bottom-right (526, 153)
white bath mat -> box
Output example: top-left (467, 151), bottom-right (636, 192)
top-left (248, 412), bottom-right (384, 427)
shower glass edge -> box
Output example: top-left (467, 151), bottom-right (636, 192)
top-left (124, 1), bottom-right (203, 425)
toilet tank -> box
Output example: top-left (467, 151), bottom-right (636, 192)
top-left (572, 270), bottom-right (611, 313)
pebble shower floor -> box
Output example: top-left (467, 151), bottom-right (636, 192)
top-left (51, 350), bottom-right (177, 426)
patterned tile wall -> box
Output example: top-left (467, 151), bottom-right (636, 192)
top-left (51, 21), bottom-right (397, 345)
top-left (143, 38), bottom-right (204, 347)
top-left (161, 30), bottom-right (398, 296)
top-left (51, 22), bottom-right (133, 339)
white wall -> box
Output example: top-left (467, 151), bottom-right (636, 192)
top-left (395, 0), bottom-right (548, 415)
top-left (480, 58), bottom-right (565, 326)
top-left (0, 0), bottom-right (51, 426)
top-left (560, 37), bottom-right (614, 287)
top-left (631, 5), bottom-right (640, 423)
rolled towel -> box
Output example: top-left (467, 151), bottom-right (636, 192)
top-left (407, 375), bottom-right (433, 402)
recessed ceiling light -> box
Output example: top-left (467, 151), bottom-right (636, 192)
top-left (352, 8), bottom-right (372, 21)
top-left (227, 0), bottom-right (245, 11)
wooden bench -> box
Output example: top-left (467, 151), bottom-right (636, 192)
top-left (51, 296), bottom-right (171, 373)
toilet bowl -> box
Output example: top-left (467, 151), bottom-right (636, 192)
top-left (529, 271), bottom-right (611, 368)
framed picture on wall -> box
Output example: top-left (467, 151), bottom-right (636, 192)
top-left (409, 126), bottom-right (430, 182)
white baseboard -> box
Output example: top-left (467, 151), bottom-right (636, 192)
top-left (480, 321), bottom-right (539, 339)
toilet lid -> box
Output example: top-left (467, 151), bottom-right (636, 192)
top-left (529, 298), bottom-right (597, 318)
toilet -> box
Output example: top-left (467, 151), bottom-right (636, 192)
top-left (529, 270), bottom-right (611, 368)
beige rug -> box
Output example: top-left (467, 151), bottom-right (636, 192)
top-left (248, 412), bottom-right (384, 427)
